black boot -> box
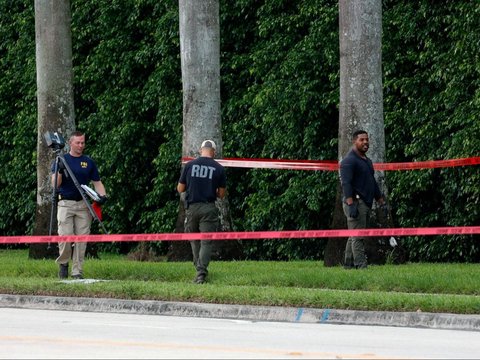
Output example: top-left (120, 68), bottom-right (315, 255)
top-left (58, 263), bottom-right (68, 279)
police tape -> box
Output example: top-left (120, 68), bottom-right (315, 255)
top-left (182, 156), bottom-right (480, 171)
top-left (1, 226), bottom-right (479, 244)
top-left (375, 157), bottom-right (480, 170)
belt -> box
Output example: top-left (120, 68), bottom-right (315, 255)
top-left (189, 201), bottom-right (215, 205)
top-left (58, 195), bottom-right (83, 201)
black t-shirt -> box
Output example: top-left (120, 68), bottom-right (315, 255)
top-left (179, 156), bottom-right (226, 205)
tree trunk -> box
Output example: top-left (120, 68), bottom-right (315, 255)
top-left (325, 0), bottom-right (405, 266)
top-left (30, 0), bottom-right (75, 259)
top-left (169, 0), bottom-right (242, 261)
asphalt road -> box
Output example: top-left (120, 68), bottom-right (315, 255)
top-left (1, 307), bottom-right (479, 359)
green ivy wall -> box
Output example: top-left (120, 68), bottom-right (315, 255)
top-left (0, 0), bottom-right (478, 261)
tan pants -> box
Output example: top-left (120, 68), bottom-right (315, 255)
top-left (55, 200), bottom-right (92, 276)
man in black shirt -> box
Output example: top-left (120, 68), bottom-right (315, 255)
top-left (340, 130), bottom-right (385, 269)
top-left (177, 140), bottom-right (226, 283)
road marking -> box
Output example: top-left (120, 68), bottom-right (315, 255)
top-left (0, 335), bottom-right (407, 359)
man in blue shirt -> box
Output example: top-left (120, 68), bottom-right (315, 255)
top-left (340, 130), bottom-right (385, 269)
top-left (51, 131), bottom-right (107, 279)
top-left (177, 140), bottom-right (226, 284)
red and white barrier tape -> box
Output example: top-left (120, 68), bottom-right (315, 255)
top-left (1, 226), bottom-right (479, 244)
top-left (375, 157), bottom-right (480, 171)
top-left (3, 157), bottom-right (476, 244)
top-left (182, 156), bottom-right (480, 171)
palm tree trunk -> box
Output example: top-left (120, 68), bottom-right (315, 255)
top-left (31, 0), bottom-right (75, 259)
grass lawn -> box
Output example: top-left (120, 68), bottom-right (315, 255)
top-left (1, 249), bottom-right (479, 314)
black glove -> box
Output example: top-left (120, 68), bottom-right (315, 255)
top-left (96, 195), bottom-right (108, 205)
top-left (380, 203), bottom-right (388, 218)
top-left (57, 161), bottom-right (66, 174)
top-left (347, 203), bottom-right (359, 219)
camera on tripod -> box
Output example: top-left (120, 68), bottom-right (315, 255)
top-left (44, 131), bottom-right (66, 150)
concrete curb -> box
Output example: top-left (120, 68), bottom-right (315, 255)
top-left (1, 293), bottom-right (479, 331)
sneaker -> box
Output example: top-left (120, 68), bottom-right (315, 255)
top-left (194, 274), bottom-right (206, 284)
top-left (58, 264), bottom-right (68, 279)
top-left (72, 274), bottom-right (84, 280)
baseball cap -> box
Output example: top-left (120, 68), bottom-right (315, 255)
top-left (201, 139), bottom-right (216, 150)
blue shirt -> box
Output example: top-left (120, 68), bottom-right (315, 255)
top-left (51, 154), bottom-right (100, 200)
top-left (179, 156), bottom-right (226, 205)
top-left (340, 149), bottom-right (382, 208)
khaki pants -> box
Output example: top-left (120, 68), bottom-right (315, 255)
top-left (55, 200), bottom-right (92, 276)
top-left (185, 203), bottom-right (219, 276)
top-left (343, 199), bottom-right (370, 269)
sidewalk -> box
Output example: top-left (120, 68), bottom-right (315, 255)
top-left (1, 293), bottom-right (479, 331)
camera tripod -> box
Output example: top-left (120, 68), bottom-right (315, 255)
top-left (49, 149), bottom-right (108, 236)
